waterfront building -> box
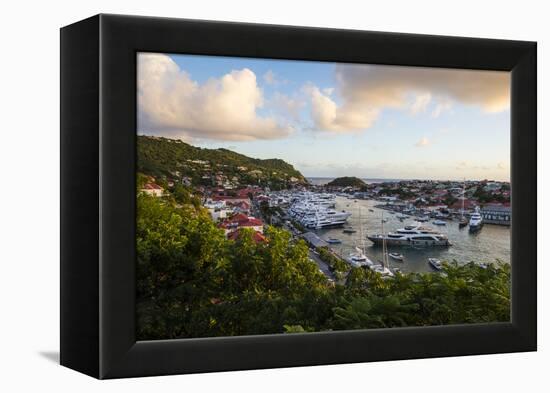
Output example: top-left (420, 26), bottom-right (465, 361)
top-left (480, 203), bottom-right (511, 225)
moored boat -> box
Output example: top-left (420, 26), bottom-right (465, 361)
top-left (371, 264), bottom-right (394, 277)
top-left (432, 219), bottom-right (446, 226)
top-left (389, 252), bottom-right (404, 261)
top-left (428, 258), bottom-right (443, 270)
top-left (347, 209), bottom-right (373, 268)
top-left (367, 224), bottom-right (450, 247)
top-left (347, 247), bottom-right (373, 268)
top-left (458, 179), bottom-right (468, 229)
top-left (326, 238), bottom-right (342, 244)
top-left (469, 208), bottom-right (483, 232)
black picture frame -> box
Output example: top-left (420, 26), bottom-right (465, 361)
top-left (60, 14), bottom-right (537, 379)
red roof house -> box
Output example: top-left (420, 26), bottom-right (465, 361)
top-left (219, 214), bottom-right (264, 235)
top-left (227, 229), bottom-right (267, 243)
top-left (141, 183), bottom-right (163, 197)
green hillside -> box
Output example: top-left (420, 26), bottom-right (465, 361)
top-left (137, 135), bottom-right (308, 189)
top-left (326, 176), bottom-right (366, 188)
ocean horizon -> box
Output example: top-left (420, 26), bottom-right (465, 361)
top-left (306, 177), bottom-right (405, 185)
top-left (306, 177), bottom-right (509, 185)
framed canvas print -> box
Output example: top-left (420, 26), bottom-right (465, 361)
top-left (60, 14), bottom-right (537, 379)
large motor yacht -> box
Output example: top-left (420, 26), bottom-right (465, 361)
top-left (367, 224), bottom-right (450, 246)
top-left (301, 209), bottom-right (352, 229)
top-left (469, 209), bottom-right (483, 232)
top-left (289, 192), bottom-right (351, 229)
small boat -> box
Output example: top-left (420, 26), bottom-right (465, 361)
top-left (343, 227), bottom-right (357, 234)
top-left (458, 217), bottom-right (468, 228)
top-left (326, 238), bottom-right (342, 244)
top-left (381, 218), bottom-right (388, 223)
top-left (389, 252), bottom-right (404, 261)
top-left (369, 209), bottom-right (374, 212)
top-left (396, 213), bottom-right (409, 219)
top-left (416, 216), bottom-right (429, 222)
top-left (428, 258), bottom-right (443, 270)
top-left (432, 220), bottom-right (446, 226)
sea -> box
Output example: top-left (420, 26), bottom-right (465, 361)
top-left (313, 196), bottom-right (511, 273)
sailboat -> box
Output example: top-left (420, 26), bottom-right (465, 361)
top-left (347, 207), bottom-right (373, 268)
top-left (372, 211), bottom-right (394, 277)
top-left (459, 179), bottom-right (468, 228)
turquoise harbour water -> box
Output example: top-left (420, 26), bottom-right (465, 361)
top-left (314, 197), bottom-right (511, 273)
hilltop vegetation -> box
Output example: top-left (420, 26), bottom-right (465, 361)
top-left (326, 176), bottom-right (366, 188)
top-left (138, 135), bottom-right (308, 190)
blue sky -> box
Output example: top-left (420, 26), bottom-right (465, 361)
top-left (138, 53), bottom-right (510, 181)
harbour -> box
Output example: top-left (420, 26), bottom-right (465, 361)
top-left (304, 196), bottom-right (510, 274)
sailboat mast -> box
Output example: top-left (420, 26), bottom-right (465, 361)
top-left (359, 206), bottom-right (364, 253)
top-left (461, 178), bottom-right (465, 219)
top-left (381, 211), bottom-right (387, 269)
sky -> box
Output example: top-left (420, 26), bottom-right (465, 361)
top-left (137, 52), bottom-right (510, 181)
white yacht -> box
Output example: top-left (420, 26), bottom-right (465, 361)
top-left (347, 247), bottom-right (374, 268)
top-left (469, 209), bottom-right (483, 232)
top-left (346, 208), bottom-right (373, 268)
top-left (369, 211), bottom-right (395, 278)
top-left (371, 264), bottom-right (394, 277)
top-left (289, 192), bottom-right (351, 229)
top-left (301, 210), bottom-right (352, 229)
top-left (428, 258), bottom-right (443, 271)
top-left (367, 224), bottom-right (450, 247)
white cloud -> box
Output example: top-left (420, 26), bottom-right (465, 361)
top-left (306, 64), bottom-right (509, 132)
top-left (138, 53), bottom-right (291, 141)
top-left (304, 85), bottom-right (378, 132)
top-left (270, 92), bottom-right (305, 122)
top-left (263, 70), bottom-right (277, 85)
top-left (415, 136), bottom-right (431, 147)
top-left (431, 98), bottom-right (453, 118)
top-left (410, 93), bottom-right (432, 115)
